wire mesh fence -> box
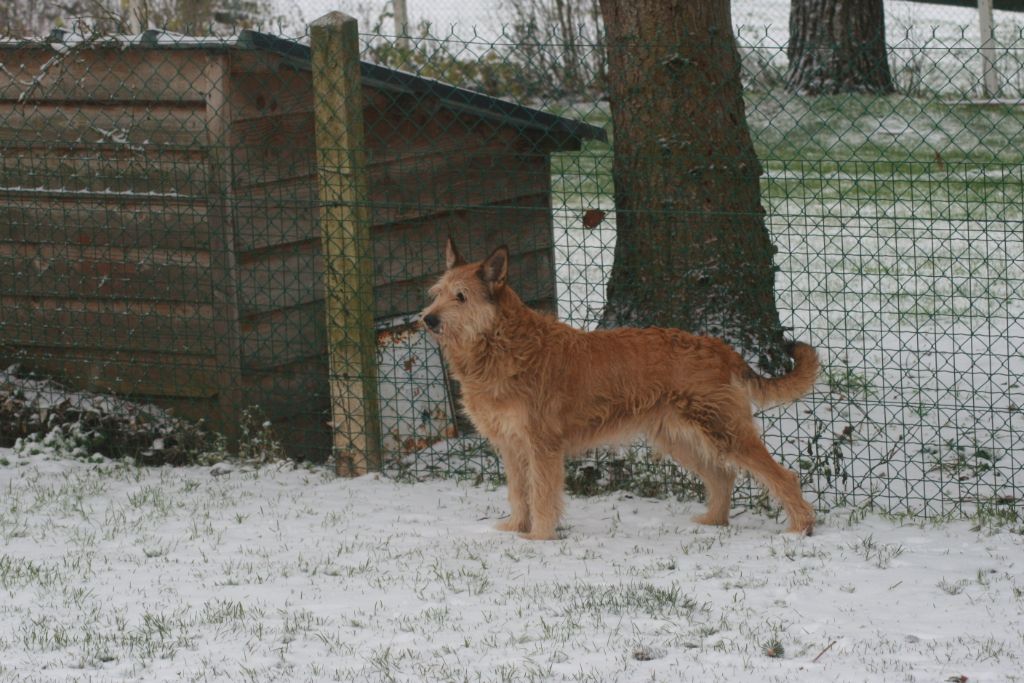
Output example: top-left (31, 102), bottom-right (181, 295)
top-left (0, 13), bottom-right (1021, 519)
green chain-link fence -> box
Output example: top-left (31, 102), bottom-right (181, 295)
top-left (1, 13), bottom-right (1021, 518)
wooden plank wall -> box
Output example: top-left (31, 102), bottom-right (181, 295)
top-left (227, 53), bottom-right (330, 459)
top-left (0, 47), bottom-right (229, 430)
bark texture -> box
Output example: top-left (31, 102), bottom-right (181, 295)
top-left (786, 0), bottom-right (895, 95)
top-left (597, 0), bottom-right (790, 373)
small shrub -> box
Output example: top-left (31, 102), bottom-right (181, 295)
top-left (237, 406), bottom-right (285, 464)
top-left (798, 421), bottom-right (853, 488)
top-left (565, 448), bottom-right (703, 500)
top-left (1, 365), bottom-right (220, 465)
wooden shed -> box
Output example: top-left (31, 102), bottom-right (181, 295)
top-left (0, 26), bottom-right (605, 461)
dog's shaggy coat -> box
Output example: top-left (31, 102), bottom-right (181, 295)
top-left (421, 240), bottom-right (819, 540)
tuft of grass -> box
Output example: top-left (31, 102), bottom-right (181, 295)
top-left (929, 442), bottom-right (1002, 481)
top-left (631, 642), bottom-right (667, 661)
top-left (972, 496), bottom-right (1024, 534)
top-left (559, 581), bottom-right (702, 619)
top-left (937, 577), bottom-right (970, 595)
top-left (823, 363), bottom-right (876, 398)
top-left (849, 534), bottom-right (906, 569)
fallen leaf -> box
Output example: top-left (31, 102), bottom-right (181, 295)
top-left (582, 209), bottom-right (606, 229)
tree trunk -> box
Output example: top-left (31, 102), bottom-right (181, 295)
top-left (597, 0), bottom-right (791, 373)
top-left (786, 0), bottom-right (894, 95)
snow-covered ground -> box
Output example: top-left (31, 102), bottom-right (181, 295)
top-left (1, 448), bottom-right (1022, 682)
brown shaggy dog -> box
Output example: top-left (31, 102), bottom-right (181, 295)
top-left (421, 239), bottom-right (819, 540)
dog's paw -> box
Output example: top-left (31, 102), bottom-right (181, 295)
top-left (785, 517), bottom-right (815, 536)
top-left (519, 531), bottom-right (558, 541)
top-left (692, 513), bottom-right (729, 527)
top-left (495, 517), bottom-right (530, 533)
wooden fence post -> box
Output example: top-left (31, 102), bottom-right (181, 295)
top-left (394, 0), bottom-right (410, 50)
top-left (978, 0), bottom-right (999, 98)
top-left (203, 54), bottom-right (243, 452)
top-left (310, 12), bottom-right (382, 476)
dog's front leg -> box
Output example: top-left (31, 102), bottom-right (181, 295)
top-left (520, 450), bottom-right (565, 541)
top-left (494, 444), bottom-right (531, 534)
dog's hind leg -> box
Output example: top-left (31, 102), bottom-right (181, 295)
top-left (520, 451), bottom-right (565, 541)
top-left (655, 434), bottom-right (736, 526)
top-left (494, 444), bottom-right (531, 533)
top-left (728, 425), bottom-right (815, 535)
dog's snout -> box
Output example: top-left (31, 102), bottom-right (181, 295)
top-left (423, 313), bottom-right (441, 331)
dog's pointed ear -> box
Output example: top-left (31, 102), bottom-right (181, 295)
top-left (445, 237), bottom-right (465, 270)
top-left (480, 245), bottom-right (509, 289)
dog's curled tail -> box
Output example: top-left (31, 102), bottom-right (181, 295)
top-left (742, 342), bottom-right (820, 408)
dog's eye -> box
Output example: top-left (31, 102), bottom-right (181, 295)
top-left (455, 292), bottom-right (467, 303)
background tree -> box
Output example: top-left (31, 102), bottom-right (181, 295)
top-left (1, 0), bottom-right (63, 35)
top-left (786, 0), bottom-right (895, 95)
top-left (0, 0), bottom-right (277, 37)
top-left (597, 0), bottom-right (791, 373)
top-left (499, 0), bottom-right (607, 98)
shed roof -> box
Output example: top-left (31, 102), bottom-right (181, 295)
top-left (1, 28), bottom-right (607, 147)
